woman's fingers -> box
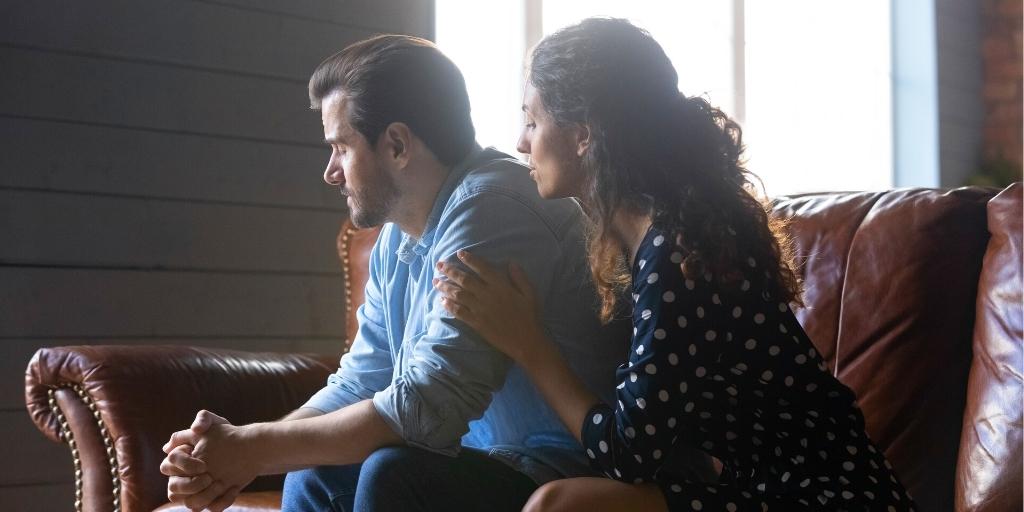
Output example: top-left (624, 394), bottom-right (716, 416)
top-left (456, 250), bottom-right (502, 283)
top-left (433, 277), bottom-right (477, 305)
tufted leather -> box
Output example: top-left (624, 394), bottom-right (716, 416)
top-left (25, 346), bottom-right (335, 512)
top-left (955, 183), bottom-right (1023, 512)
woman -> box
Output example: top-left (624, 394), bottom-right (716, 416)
top-left (434, 18), bottom-right (915, 512)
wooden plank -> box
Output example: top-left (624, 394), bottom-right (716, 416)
top-left (0, 410), bottom-right (75, 486)
top-left (0, 46), bottom-right (322, 146)
top-left (204, 0), bottom-right (434, 38)
top-left (0, 482), bottom-right (74, 510)
top-left (0, 117), bottom-right (339, 210)
top-left (2, 338), bottom-right (343, 411)
top-left (0, 268), bottom-right (346, 338)
top-left (0, 189), bottom-right (344, 274)
top-left (0, 0), bottom-right (381, 81)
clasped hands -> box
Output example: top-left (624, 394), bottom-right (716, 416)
top-left (159, 410), bottom-right (260, 511)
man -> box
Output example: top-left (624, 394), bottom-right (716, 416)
top-left (159, 35), bottom-right (628, 511)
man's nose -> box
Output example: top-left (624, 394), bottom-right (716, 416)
top-left (324, 157), bottom-right (343, 186)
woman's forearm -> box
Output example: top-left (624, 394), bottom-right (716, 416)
top-left (518, 336), bottom-right (602, 443)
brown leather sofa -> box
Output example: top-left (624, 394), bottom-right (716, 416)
top-left (24, 184), bottom-right (1022, 512)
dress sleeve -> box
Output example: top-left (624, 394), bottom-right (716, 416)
top-left (581, 234), bottom-right (726, 482)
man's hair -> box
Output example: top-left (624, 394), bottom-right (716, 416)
top-left (309, 35), bottom-right (476, 166)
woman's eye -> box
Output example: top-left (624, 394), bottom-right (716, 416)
top-left (525, 122), bottom-right (536, 129)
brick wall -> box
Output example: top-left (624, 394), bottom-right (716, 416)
top-left (982, 0), bottom-right (1023, 173)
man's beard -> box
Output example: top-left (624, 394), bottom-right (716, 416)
top-left (345, 174), bottom-right (399, 229)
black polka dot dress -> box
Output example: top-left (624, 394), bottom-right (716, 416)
top-left (581, 226), bottom-right (917, 511)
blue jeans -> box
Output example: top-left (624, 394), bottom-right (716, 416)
top-left (281, 445), bottom-right (539, 512)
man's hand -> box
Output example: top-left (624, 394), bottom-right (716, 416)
top-left (160, 410), bottom-right (255, 511)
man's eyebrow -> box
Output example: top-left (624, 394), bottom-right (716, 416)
top-left (324, 135), bottom-right (346, 145)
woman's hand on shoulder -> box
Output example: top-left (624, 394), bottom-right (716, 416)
top-left (433, 250), bottom-right (547, 364)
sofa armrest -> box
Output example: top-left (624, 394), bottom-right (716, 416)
top-left (25, 344), bottom-right (338, 512)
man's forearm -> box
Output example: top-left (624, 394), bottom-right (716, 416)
top-left (247, 399), bottom-right (403, 475)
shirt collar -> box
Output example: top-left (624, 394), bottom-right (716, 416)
top-left (396, 144), bottom-right (487, 264)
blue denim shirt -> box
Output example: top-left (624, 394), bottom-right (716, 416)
top-left (304, 147), bottom-right (629, 483)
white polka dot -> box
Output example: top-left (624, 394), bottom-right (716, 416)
top-left (645, 424), bottom-right (656, 435)
top-left (779, 324), bottom-right (788, 333)
top-left (645, 363), bottom-right (657, 375)
top-left (726, 504), bottom-right (737, 512)
top-left (691, 498), bottom-right (703, 510)
top-left (745, 339), bottom-right (757, 350)
top-left (625, 427), bottom-right (635, 438)
top-left (652, 449), bottom-right (662, 460)
top-left (635, 344), bottom-right (645, 355)
top-left (587, 448), bottom-right (596, 459)
top-left (732, 306), bottom-right (742, 318)
top-left (662, 291), bottom-right (675, 302)
top-left (685, 279), bottom-right (695, 290)
top-left (638, 259), bottom-right (646, 269)
top-left (634, 454), bottom-right (643, 463)
top-left (653, 235), bottom-right (665, 246)
top-left (632, 293), bottom-right (640, 303)
top-left (703, 272), bottom-right (712, 282)
top-left (599, 441), bottom-right (608, 453)
top-left (670, 252), bottom-right (683, 263)
top-left (636, 398), bottom-right (647, 409)
top-left (696, 306), bottom-right (705, 318)
top-left (653, 328), bottom-right (666, 340)
top-left (747, 257), bottom-right (757, 267)
top-left (668, 353), bottom-right (679, 365)
top-left (688, 344), bottom-right (697, 355)
top-left (677, 316), bottom-right (687, 328)
top-left (768, 345), bottom-right (780, 355)
top-left (671, 484), bottom-right (683, 493)
top-left (779, 302), bottom-right (788, 312)
top-left (658, 390), bottom-right (670, 402)
top-left (614, 468), bottom-right (621, 478)
top-left (843, 461), bottom-right (855, 471)
top-left (795, 354), bottom-right (807, 364)
top-left (641, 309), bottom-right (652, 320)
top-left (784, 376), bottom-right (794, 386)
top-left (846, 445), bottom-right (858, 455)
top-left (679, 381), bottom-right (688, 393)
top-left (704, 330), bottom-right (717, 341)
top-left (647, 273), bottom-right (659, 284)
top-left (761, 370), bottom-right (773, 381)
top-left (629, 372), bottom-right (638, 382)
top-left (667, 417), bottom-right (677, 427)
top-left (741, 280), bottom-right (750, 291)
top-left (592, 413), bottom-right (603, 424)
top-left (695, 367), bottom-right (706, 377)
top-left (753, 313), bottom-right (765, 324)
top-left (842, 491), bottom-right (854, 499)
top-left (711, 293), bottom-right (721, 304)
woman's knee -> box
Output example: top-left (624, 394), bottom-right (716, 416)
top-left (523, 480), bottom-right (576, 512)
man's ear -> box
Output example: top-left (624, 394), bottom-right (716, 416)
top-left (381, 122), bottom-right (413, 168)
top-left (575, 123), bottom-right (591, 157)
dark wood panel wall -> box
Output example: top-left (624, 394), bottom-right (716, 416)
top-left (0, 0), bottom-right (433, 507)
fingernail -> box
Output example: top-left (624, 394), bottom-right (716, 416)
top-left (457, 250), bottom-right (467, 258)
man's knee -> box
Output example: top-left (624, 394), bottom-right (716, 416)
top-left (359, 445), bottom-right (423, 487)
top-left (282, 465), bottom-right (360, 512)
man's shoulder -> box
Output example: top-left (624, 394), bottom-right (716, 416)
top-left (453, 148), bottom-right (580, 219)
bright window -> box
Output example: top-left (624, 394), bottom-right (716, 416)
top-left (436, 1), bottom-right (893, 195)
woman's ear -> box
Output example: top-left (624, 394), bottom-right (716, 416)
top-left (575, 123), bottom-right (591, 157)
top-left (382, 122), bottom-right (412, 168)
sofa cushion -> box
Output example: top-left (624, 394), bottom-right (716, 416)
top-left (955, 183), bottom-right (1023, 512)
top-left (154, 490), bottom-right (281, 512)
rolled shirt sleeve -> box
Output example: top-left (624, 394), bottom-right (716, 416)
top-left (372, 190), bottom-right (563, 455)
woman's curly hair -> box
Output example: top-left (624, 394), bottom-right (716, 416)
top-left (529, 17), bottom-right (802, 322)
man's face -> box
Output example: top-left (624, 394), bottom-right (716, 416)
top-left (321, 91), bottom-right (399, 228)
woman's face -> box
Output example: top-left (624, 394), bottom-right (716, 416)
top-left (516, 83), bottom-right (587, 199)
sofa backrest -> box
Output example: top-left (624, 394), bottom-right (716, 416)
top-left (338, 185), bottom-right (1021, 512)
top-left (774, 187), bottom-right (995, 512)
